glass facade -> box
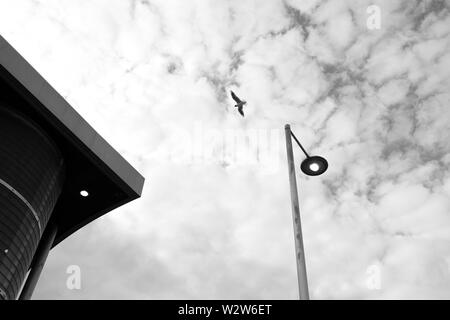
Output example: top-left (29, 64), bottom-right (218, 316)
top-left (0, 105), bottom-right (65, 300)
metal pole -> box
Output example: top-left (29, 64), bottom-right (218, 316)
top-left (284, 124), bottom-right (310, 300)
top-left (18, 223), bottom-right (58, 300)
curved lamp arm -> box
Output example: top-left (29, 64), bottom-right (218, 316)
top-left (290, 131), bottom-right (310, 158)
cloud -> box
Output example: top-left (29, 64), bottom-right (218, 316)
top-left (0, 0), bottom-right (449, 299)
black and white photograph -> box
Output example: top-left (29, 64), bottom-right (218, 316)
top-left (0, 0), bottom-right (449, 309)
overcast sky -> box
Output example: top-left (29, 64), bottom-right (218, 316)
top-left (1, 0), bottom-right (449, 299)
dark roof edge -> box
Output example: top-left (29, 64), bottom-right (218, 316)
top-left (0, 35), bottom-right (144, 197)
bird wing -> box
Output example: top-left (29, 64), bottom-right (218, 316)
top-left (238, 106), bottom-right (244, 117)
top-left (231, 91), bottom-right (242, 103)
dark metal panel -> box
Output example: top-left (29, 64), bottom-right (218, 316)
top-left (0, 38), bottom-right (45, 106)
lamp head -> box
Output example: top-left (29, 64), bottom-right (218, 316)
top-left (300, 156), bottom-right (328, 176)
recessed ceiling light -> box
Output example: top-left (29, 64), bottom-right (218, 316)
top-left (80, 190), bottom-right (89, 197)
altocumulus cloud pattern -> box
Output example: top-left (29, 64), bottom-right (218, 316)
top-left (0, 0), bottom-right (449, 299)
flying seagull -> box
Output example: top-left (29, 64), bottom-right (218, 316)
top-left (230, 91), bottom-right (246, 117)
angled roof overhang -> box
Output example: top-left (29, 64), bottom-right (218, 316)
top-left (0, 35), bottom-right (145, 246)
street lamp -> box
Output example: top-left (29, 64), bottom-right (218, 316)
top-left (284, 124), bottom-right (328, 300)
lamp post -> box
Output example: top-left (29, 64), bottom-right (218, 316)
top-left (284, 124), bottom-right (328, 300)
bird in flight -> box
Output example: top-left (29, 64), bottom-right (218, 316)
top-left (230, 91), bottom-right (246, 117)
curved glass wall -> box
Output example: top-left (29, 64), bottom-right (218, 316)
top-left (0, 105), bottom-right (64, 300)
